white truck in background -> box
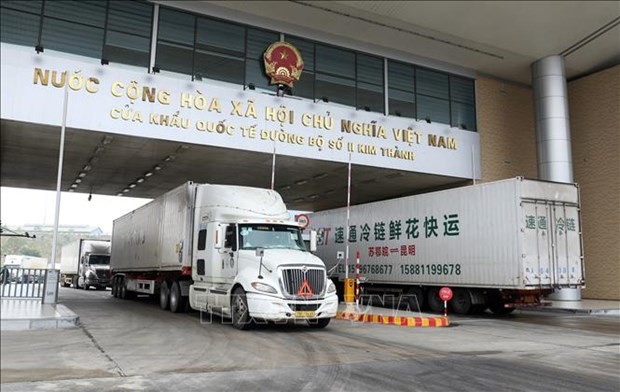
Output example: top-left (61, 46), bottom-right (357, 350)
top-left (309, 177), bottom-right (585, 315)
top-left (110, 182), bottom-right (338, 330)
top-left (60, 239), bottom-right (111, 290)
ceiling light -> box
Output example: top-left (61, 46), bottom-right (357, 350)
top-left (313, 173), bottom-right (328, 180)
top-left (78, 172), bottom-right (87, 178)
top-left (129, 183), bottom-right (136, 188)
top-left (89, 156), bottom-right (99, 164)
top-left (144, 171), bottom-right (153, 177)
top-left (116, 193), bottom-right (123, 196)
top-left (68, 189), bottom-right (75, 192)
top-left (308, 194), bottom-right (319, 199)
top-left (164, 155), bottom-right (175, 162)
top-left (123, 189), bottom-right (130, 193)
top-left (136, 178), bottom-right (145, 183)
top-left (94, 146), bottom-right (104, 154)
top-left (295, 179), bottom-right (308, 185)
top-left (102, 136), bottom-right (113, 145)
top-left (71, 183), bottom-right (78, 188)
top-left (154, 165), bottom-right (162, 171)
top-left (83, 165), bottom-right (92, 171)
top-left (294, 198), bottom-right (304, 203)
top-left (74, 178), bottom-right (82, 183)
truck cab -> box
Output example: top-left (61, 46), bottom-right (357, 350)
top-left (78, 252), bottom-right (111, 290)
top-left (188, 185), bottom-right (338, 329)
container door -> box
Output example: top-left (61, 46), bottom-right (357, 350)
top-left (550, 203), bottom-right (583, 286)
top-left (522, 201), bottom-right (553, 287)
top-left (522, 201), bottom-right (583, 288)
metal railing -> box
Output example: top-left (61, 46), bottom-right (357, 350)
top-left (0, 267), bottom-right (48, 298)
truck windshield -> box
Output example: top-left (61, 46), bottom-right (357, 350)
top-left (239, 224), bottom-right (306, 251)
top-left (88, 255), bottom-right (110, 265)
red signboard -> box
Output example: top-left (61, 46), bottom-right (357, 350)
top-left (439, 287), bottom-right (453, 301)
top-left (295, 214), bottom-right (310, 229)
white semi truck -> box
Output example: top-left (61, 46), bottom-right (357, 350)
top-left (60, 239), bottom-right (111, 289)
top-left (110, 182), bottom-right (338, 330)
top-left (309, 178), bottom-right (585, 315)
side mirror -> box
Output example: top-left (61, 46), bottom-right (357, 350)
top-left (310, 230), bottom-right (317, 252)
top-left (214, 224), bottom-right (226, 249)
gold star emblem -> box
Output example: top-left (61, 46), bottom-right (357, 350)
top-left (280, 50), bottom-right (289, 60)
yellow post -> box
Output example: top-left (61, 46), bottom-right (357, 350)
top-left (344, 278), bottom-right (355, 303)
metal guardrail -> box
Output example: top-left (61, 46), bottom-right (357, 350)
top-left (0, 267), bottom-right (48, 298)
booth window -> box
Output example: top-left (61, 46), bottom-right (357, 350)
top-left (388, 60), bottom-right (415, 118)
top-left (450, 76), bottom-right (476, 131)
top-left (315, 44), bottom-right (356, 107)
top-left (416, 68), bottom-right (450, 125)
top-left (0, 1), bottom-right (42, 47)
top-left (1, 0), bottom-right (153, 69)
top-left (195, 17), bottom-right (245, 85)
top-left (156, 7), bottom-right (195, 75)
top-left (284, 36), bottom-right (315, 100)
top-left (103, 0), bottom-right (153, 68)
top-left (245, 28), bottom-right (279, 91)
top-left (356, 54), bottom-right (384, 113)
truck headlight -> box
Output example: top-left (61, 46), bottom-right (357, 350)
top-left (327, 280), bottom-right (336, 294)
top-left (251, 282), bottom-right (277, 294)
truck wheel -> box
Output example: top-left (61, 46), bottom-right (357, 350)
top-left (169, 282), bottom-right (187, 313)
top-left (231, 287), bottom-right (252, 330)
top-left (119, 279), bottom-right (126, 299)
top-left (308, 318), bottom-right (331, 329)
top-left (489, 299), bottom-right (515, 315)
top-left (160, 281), bottom-right (170, 310)
top-left (450, 288), bottom-right (472, 315)
top-left (404, 287), bottom-right (425, 311)
top-left (426, 288), bottom-right (444, 313)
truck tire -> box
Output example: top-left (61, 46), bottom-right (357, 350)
top-left (119, 278), bottom-right (127, 299)
top-left (160, 281), bottom-right (170, 310)
top-left (111, 277), bottom-right (118, 297)
top-left (489, 299), bottom-right (515, 315)
top-left (231, 287), bottom-right (252, 330)
top-left (169, 281), bottom-right (187, 313)
top-left (426, 288), bottom-right (444, 313)
top-left (308, 318), bottom-right (330, 329)
top-left (450, 288), bottom-right (472, 315)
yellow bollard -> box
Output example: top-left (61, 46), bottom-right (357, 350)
top-left (344, 278), bottom-right (355, 303)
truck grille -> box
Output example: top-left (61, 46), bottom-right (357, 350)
top-left (96, 270), bottom-right (110, 280)
top-left (281, 268), bottom-right (325, 298)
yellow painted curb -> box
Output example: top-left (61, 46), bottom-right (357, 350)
top-left (336, 311), bottom-right (450, 327)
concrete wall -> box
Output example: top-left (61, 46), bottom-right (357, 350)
top-left (568, 65), bottom-right (620, 300)
top-left (476, 67), bottom-right (619, 300)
